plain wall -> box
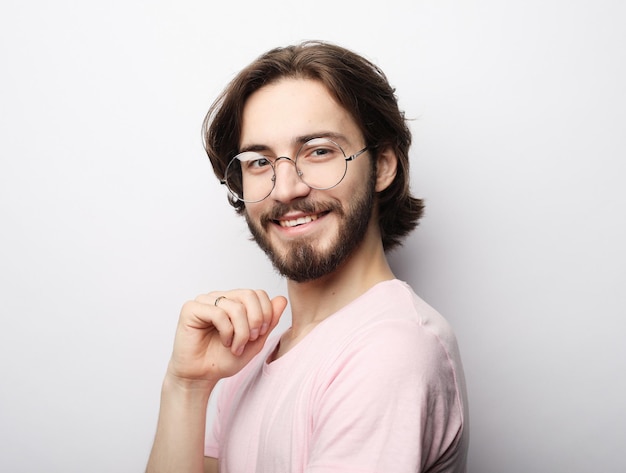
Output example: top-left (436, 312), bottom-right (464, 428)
top-left (1, 1), bottom-right (624, 472)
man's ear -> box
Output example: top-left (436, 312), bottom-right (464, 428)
top-left (375, 146), bottom-right (398, 192)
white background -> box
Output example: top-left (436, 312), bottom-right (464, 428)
top-left (1, 1), bottom-right (624, 472)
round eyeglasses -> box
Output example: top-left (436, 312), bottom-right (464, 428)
top-left (220, 137), bottom-right (369, 203)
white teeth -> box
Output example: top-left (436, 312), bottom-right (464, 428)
top-left (279, 214), bottom-right (319, 228)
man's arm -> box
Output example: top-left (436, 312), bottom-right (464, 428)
top-left (308, 319), bottom-right (467, 471)
top-left (146, 375), bottom-right (216, 472)
top-left (146, 290), bottom-right (287, 473)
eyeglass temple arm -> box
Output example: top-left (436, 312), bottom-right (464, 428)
top-left (345, 146), bottom-right (370, 162)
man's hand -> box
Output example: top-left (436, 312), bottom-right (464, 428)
top-left (167, 289), bottom-right (288, 386)
top-left (147, 289), bottom-right (285, 473)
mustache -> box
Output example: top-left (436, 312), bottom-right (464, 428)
top-left (259, 199), bottom-right (344, 227)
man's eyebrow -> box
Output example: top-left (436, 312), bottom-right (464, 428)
top-left (294, 131), bottom-right (348, 144)
top-left (239, 132), bottom-right (349, 155)
top-left (238, 143), bottom-right (271, 154)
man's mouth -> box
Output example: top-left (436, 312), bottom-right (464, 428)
top-left (261, 201), bottom-right (339, 230)
top-left (277, 213), bottom-right (323, 228)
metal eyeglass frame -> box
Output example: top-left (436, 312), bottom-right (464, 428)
top-left (220, 138), bottom-right (370, 203)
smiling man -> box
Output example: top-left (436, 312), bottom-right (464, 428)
top-left (146, 41), bottom-right (469, 473)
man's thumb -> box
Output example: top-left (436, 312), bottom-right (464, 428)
top-left (270, 296), bottom-right (288, 329)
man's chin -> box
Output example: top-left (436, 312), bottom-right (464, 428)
top-left (268, 242), bottom-right (343, 283)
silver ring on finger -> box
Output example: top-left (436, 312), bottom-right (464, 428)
top-left (214, 296), bottom-right (227, 307)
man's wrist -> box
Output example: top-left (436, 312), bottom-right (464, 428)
top-left (162, 371), bottom-right (217, 403)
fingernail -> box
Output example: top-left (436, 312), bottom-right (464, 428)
top-left (260, 323), bottom-right (269, 335)
top-left (250, 328), bottom-right (260, 340)
top-left (235, 345), bottom-right (245, 356)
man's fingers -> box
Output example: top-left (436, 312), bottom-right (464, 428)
top-left (213, 297), bottom-right (251, 356)
top-left (189, 290), bottom-right (287, 356)
top-left (254, 290), bottom-right (275, 337)
top-left (232, 295), bottom-right (288, 358)
top-left (180, 300), bottom-right (234, 347)
top-left (251, 296), bottom-right (287, 344)
top-left (199, 290), bottom-right (274, 339)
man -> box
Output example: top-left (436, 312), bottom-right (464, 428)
top-left (147, 41), bottom-right (468, 473)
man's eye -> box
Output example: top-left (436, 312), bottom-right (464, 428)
top-left (246, 157), bottom-right (272, 169)
top-left (304, 146), bottom-right (340, 161)
top-left (311, 148), bottom-right (331, 156)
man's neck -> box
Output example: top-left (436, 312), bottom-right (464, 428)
top-left (285, 227), bottom-right (395, 339)
top-left (267, 220), bottom-right (395, 363)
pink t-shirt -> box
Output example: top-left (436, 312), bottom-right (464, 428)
top-left (205, 280), bottom-right (468, 472)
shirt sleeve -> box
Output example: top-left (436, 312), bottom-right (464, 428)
top-left (306, 319), bottom-right (467, 473)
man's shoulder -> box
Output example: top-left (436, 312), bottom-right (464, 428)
top-left (329, 279), bottom-right (463, 376)
top-left (344, 279), bottom-right (453, 334)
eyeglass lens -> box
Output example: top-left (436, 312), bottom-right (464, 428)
top-left (224, 138), bottom-right (349, 203)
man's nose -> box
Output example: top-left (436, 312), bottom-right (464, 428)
top-left (270, 157), bottom-right (311, 202)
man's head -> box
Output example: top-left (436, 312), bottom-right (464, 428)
top-left (235, 78), bottom-right (379, 282)
top-left (203, 41), bottom-right (424, 252)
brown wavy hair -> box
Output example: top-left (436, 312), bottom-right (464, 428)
top-left (202, 41), bottom-right (424, 251)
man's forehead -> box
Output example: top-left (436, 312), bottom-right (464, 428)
top-left (239, 78), bottom-right (361, 150)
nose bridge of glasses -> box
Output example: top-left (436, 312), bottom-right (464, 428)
top-left (274, 155), bottom-right (296, 165)
top-left (273, 156), bottom-right (303, 176)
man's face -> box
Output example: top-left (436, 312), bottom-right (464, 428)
top-left (240, 78), bottom-right (376, 283)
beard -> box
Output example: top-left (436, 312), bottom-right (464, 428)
top-left (245, 175), bottom-right (376, 283)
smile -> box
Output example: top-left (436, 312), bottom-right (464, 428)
top-left (278, 214), bottom-right (321, 228)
